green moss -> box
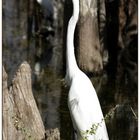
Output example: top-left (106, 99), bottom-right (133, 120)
top-left (82, 105), bottom-right (118, 139)
top-left (12, 115), bottom-right (33, 140)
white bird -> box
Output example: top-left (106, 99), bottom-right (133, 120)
top-left (65, 0), bottom-right (109, 139)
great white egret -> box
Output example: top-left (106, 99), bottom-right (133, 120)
top-left (65, 0), bottom-right (109, 139)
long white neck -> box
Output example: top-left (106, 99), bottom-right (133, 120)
top-left (66, 0), bottom-right (80, 84)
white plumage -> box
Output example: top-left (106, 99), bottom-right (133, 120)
top-left (68, 71), bottom-right (109, 139)
top-left (66, 0), bottom-right (109, 139)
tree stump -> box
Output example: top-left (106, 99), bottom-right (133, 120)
top-left (77, 0), bottom-right (104, 73)
top-left (3, 62), bottom-right (45, 140)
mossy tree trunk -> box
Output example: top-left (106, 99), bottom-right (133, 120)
top-left (3, 62), bottom-right (45, 140)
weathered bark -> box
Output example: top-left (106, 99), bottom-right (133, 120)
top-left (3, 62), bottom-right (45, 140)
top-left (2, 67), bottom-right (22, 140)
top-left (77, 0), bottom-right (103, 73)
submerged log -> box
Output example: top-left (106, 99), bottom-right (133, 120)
top-left (3, 62), bottom-right (45, 140)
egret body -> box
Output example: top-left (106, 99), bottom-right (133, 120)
top-left (65, 0), bottom-right (109, 139)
